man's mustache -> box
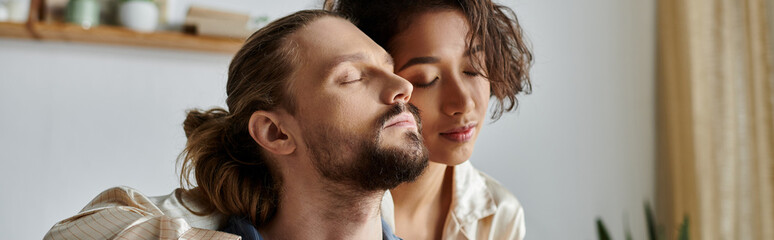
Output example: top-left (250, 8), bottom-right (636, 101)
top-left (377, 103), bottom-right (422, 131)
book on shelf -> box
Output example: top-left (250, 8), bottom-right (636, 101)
top-left (183, 5), bottom-right (251, 39)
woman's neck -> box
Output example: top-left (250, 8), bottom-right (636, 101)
top-left (391, 162), bottom-right (449, 209)
top-left (390, 161), bottom-right (455, 239)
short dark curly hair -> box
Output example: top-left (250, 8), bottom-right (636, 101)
top-left (324, 0), bottom-right (533, 120)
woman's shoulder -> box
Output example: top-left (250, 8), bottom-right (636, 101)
top-left (476, 170), bottom-right (523, 212)
top-left (455, 161), bottom-right (524, 211)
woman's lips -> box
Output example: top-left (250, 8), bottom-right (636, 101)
top-left (439, 124), bottom-right (476, 142)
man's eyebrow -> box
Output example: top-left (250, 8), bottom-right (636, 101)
top-left (325, 53), bottom-right (368, 77)
top-left (397, 56), bottom-right (440, 71)
top-left (330, 53), bottom-right (367, 69)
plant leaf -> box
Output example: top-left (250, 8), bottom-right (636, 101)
top-left (677, 215), bottom-right (689, 240)
top-left (597, 218), bottom-right (612, 240)
top-left (624, 213), bottom-right (633, 240)
top-left (645, 202), bottom-right (658, 240)
top-left (658, 226), bottom-right (666, 240)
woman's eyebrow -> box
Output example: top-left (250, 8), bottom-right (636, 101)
top-left (398, 56), bottom-right (440, 71)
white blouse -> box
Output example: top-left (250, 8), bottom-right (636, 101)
top-left (381, 161), bottom-right (527, 240)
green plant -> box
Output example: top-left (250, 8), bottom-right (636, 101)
top-left (596, 202), bottom-right (689, 240)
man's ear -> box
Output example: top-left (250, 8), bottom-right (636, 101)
top-left (248, 111), bottom-right (296, 156)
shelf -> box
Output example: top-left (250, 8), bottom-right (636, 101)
top-left (0, 22), bottom-right (32, 39)
top-left (0, 0), bottom-right (245, 54)
top-left (0, 21), bottom-right (244, 54)
top-left (31, 22), bottom-right (244, 53)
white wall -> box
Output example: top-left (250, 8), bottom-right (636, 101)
top-left (0, 0), bottom-right (655, 239)
top-left (472, 0), bottom-right (656, 239)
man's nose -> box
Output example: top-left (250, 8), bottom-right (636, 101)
top-left (381, 72), bottom-right (413, 105)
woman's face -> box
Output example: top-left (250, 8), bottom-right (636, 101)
top-left (390, 9), bottom-right (490, 166)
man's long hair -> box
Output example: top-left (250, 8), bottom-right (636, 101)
top-left (178, 10), bottom-right (343, 227)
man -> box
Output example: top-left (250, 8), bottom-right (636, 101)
top-left (44, 10), bottom-right (428, 240)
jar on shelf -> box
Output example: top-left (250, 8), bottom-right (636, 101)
top-left (66, 0), bottom-right (100, 28)
top-left (118, 0), bottom-right (158, 32)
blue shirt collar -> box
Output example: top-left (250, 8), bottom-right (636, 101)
top-left (221, 216), bottom-right (402, 240)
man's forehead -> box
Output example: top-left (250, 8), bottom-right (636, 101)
top-left (290, 17), bottom-right (391, 72)
top-left (293, 17), bottom-right (365, 48)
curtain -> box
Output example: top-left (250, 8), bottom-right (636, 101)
top-left (657, 0), bottom-right (774, 239)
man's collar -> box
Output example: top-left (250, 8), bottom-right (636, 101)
top-left (381, 217), bottom-right (404, 240)
top-left (221, 216), bottom-right (398, 240)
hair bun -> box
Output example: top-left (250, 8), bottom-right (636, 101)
top-left (183, 108), bottom-right (229, 138)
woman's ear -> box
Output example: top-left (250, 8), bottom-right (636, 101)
top-left (248, 111), bottom-right (296, 155)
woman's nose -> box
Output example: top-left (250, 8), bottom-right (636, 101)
top-left (441, 73), bottom-right (475, 116)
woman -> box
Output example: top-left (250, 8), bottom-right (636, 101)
top-left (326, 1), bottom-right (533, 239)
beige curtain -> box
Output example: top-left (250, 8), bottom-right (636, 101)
top-left (657, 0), bottom-right (774, 239)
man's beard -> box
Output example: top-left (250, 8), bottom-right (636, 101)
top-left (303, 103), bottom-right (429, 193)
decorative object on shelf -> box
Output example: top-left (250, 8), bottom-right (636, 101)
top-left (154, 0), bottom-right (177, 30)
top-left (183, 5), bottom-right (251, 39)
top-left (99, 0), bottom-right (120, 26)
top-left (65, 0), bottom-right (100, 28)
top-left (7, 0), bottom-right (28, 22)
top-left (247, 15), bottom-right (270, 30)
top-left (118, 0), bottom-right (158, 32)
top-left (158, 0), bottom-right (187, 31)
top-left (0, 3), bottom-right (9, 21)
top-left (42, 0), bottom-right (67, 23)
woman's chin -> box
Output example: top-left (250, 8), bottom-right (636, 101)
top-left (425, 137), bottom-right (478, 166)
top-left (429, 149), bottom-right (474, 166)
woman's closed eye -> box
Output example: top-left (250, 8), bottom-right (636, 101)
top-left (414, 76), bottom-right (439, 88)
top-left (463, 70), bottom-right (480, 77)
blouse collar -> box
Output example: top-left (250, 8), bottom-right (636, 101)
top-left (449, 160), bottom-right (498, 226)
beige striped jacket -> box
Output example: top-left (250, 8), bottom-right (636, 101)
top-left (44, 186), bottom-right (238, 240)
